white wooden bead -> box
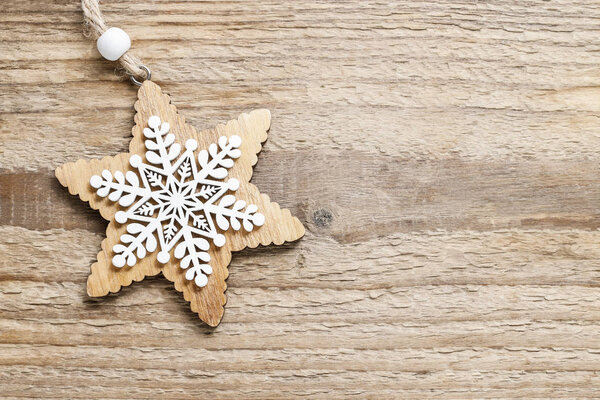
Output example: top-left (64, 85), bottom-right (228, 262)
top-left (96, 27), bottom-right (131, 61)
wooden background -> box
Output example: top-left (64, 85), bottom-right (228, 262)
top-left (2, 0), bottom-right (600, 398)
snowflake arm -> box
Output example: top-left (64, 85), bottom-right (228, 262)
top-left (191, 212), bottom-right (209, 230)
top-left (90, 169), bottom-right (149, 207)
top-left (174, 231), bottom-right (213, 287)
top-left (197, 184), bottom-right (220, 200)
top-left (112, 221), bottom-right (159, 267)
top-left (197, 135), bottom-right (242, 180)
top-left (131, 199), bottom-right (163, 217)
top-left (143, 115), bottom-right (181, 170)
top-left (205, 196), bottom-right (265, 232)
top-left (177, 158), bottom-right (192, 183)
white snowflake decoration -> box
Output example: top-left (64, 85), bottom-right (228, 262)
top-left (90, 115), bottom-right (265, 287)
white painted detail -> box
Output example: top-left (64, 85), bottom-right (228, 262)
top-left (96, 27), bottom-right (131, 61)
top-left (90, 116), bottom-right (264, 287)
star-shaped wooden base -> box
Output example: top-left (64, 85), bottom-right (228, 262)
top-left (55, 81), bottom-right (304, 326)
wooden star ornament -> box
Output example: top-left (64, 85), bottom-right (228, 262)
top-left (55, 81), bottom-right (305, 326)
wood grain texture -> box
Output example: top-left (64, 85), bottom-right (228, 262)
top-left (2, 0), bottom-right (600, 398)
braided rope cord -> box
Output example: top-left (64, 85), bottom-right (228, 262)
top-left (81, 0), bottom-right (146, 79)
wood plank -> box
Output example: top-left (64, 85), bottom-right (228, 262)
top-left (3, 227), bottom-right (600, 288)
top-left (4, 154), bottom-right (600, 239)
top-left (5, 279), bottom-right (600, 324)
top-left (3, 344), bottom-right (600, 373)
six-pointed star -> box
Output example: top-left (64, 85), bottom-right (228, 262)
top-left (56, 81), bottom-right (304, 326)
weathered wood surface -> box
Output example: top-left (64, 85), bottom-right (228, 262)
top-left (2, 0), bottom-right (600, 398)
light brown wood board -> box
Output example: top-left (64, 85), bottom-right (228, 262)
top-left (3, 0), bottom-right (600, 398)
